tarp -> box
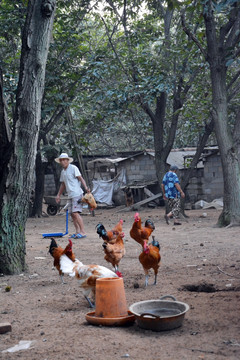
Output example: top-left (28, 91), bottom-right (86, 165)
top-left (92, 180), bottom-right (114, 205)
top-left (87, 157), bottom-right (127, 167)
top-left (92, 169), bottom-right (126, 205)
top-left (194, 198), bottom-right (223, 210)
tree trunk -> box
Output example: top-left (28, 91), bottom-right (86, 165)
top-left (204, 3), bottom-right (240, 226)
top-left (31, 150), bottom-right (45, 217)
top-left (212, 71), bottom-right (240, 226)
top-left (0, 68), bottom-right (11, 172)
top-left (152, 93), bottom-right (168, 185)
top-left (0, 0), bottom-right (56, 274)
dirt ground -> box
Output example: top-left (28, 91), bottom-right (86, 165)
top-left (0, 205), bottom-right (240, 360)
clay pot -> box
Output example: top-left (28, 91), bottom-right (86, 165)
top-left (95, 277), bottom-right (128, 318)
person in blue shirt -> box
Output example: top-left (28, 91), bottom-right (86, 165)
top-left (161, 165), bottom-right (185, 225)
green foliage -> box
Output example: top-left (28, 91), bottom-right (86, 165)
top-left (0, 1), bottom-right (27, 120)
top-left (42, 0), bottom-right (211, 154)
top-left (1, 0), bottom-right (239, 157)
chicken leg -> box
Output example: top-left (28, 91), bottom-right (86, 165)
top-left (85, 295), bottom-right (95, 308)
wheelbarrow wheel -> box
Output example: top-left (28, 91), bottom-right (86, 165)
top-left (47, 205), bottom-right (58, 216)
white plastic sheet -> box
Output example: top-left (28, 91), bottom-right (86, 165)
top-left (2, 340), bottom-right (36, 353)
top-left (92, 180), bottom-right (114, 205)
top-left (91, 169), bottom-right (126, 205)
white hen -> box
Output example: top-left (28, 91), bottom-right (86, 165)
top-left (60, 254), bottom-right (118, 307)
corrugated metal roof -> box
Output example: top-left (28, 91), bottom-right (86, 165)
top-left (146, 150), bottom-right (203, 169)
top-left (87, 148), bottom-right (210, 169)
top-left (87, 157), bottom-right (127, 168)
top-left (166, 151), bottom-right (203, 169)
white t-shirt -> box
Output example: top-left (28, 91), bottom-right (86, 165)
top-left (60, 164), bottom-right (83, 199)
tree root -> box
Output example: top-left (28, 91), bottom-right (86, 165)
top-left (226, 222), bottom-right (240, 228)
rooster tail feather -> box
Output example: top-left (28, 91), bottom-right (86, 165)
top-left (49, 238), bottom-right (58, 257)
top-left (96, 223), bottom-right (107, 237)
top-left (151, 236), bottom-right (160, 249)
top-left (60, 254), bottom-right (76, 277)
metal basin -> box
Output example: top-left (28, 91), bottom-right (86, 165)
top-left (129, 295), bottom-right (189, 331)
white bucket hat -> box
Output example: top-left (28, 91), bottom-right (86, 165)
top-left (55, 153), bottom-right (73, 163)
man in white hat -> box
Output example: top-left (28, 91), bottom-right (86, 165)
top-left (55, 153), bottom-right (90, 238)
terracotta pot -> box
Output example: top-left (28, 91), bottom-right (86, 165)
top-left (95, 277), bottom-right (128, 318)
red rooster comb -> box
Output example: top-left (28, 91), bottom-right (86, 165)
top-left (116, 271), bottom-right (123, 278)
top-left (68, 239), bottom-right (73, 247)
top-left (120, 219), bottom-right (123, 224)
top-left (134, 212), bottom-right (140, 221)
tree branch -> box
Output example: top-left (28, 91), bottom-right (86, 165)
top-left (224, 6), bottom-right (240, 49)
top-left (140, 100), bottom-right (156, 124)
top-left (180, 118), bottom-right (214, 194)
top-left (228, 82), bottom-right (240, 102)
top-left (42, 106), bottom-right (65, 136)
top-left (233, 107), bottom-right (240, 146)
top-left (227, 69), bottom-right (240, 91)
top-left (220, 4), bottom-right (239, 43)
top-left (181, 11), bottom-right (207, 59)
top-left (100, 16), bottom-right (131, 82)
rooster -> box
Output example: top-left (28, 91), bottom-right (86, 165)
top-left (96, 219), bottom-right (123, 243)
top-left (129, 212), bottom-right (155, 245)
top-left (139, 236), bottom-right (161, 287)
top-left (81, 192), bottom-right (97, 211)
top-left (49, 238), bottom-right (75, 283)
top-left (102, 232), bottom-right (125, 276)
top-left (60, 254), bottom-right (118, 308)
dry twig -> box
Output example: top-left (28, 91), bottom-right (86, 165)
top-left (217, 266), bottom-right (240, 279)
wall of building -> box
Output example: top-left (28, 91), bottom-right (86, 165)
top-left (183, 168), bottom-right (205, 203)
top-left (44, 174), bottom-right (56, 195)
top-left (118, 153), bottom-right (157, 183)
top-left (181, 154), bottom-right (223, 203)
top-left (202, 154), bottom-right (223, 200)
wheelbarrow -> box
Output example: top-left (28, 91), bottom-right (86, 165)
top-left (44, 195), bottom-right (95, 217)
top-left (44, 196), bottom-right (68, 216)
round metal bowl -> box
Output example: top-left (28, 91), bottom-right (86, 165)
top-left (129, 295), bottom-right (189, 331)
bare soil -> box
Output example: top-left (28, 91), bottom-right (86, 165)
top-left (1, 206), bottom-right (240, 360)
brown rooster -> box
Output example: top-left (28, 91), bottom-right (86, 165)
top-left (139, 236), bottom-right (161, 287)
top-left (96, 219), bottom-right (123, 243)
top-left (49, 238), bottom-right (75, 283)
top-left (129, 212), bottom-right (155, 245)
top-left (102, 231), bottom-right (126, 277)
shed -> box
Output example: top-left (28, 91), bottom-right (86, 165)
top-left (86, 148), bottom-right (205, 206)
top-left (44, 147), bottom-right (223, 206)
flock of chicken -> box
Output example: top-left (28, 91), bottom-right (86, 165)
top-left (49, 212), bottom-right (161, 308)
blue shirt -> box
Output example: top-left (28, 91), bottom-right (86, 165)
top-left (162, 171), bottom-right (180, 198)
